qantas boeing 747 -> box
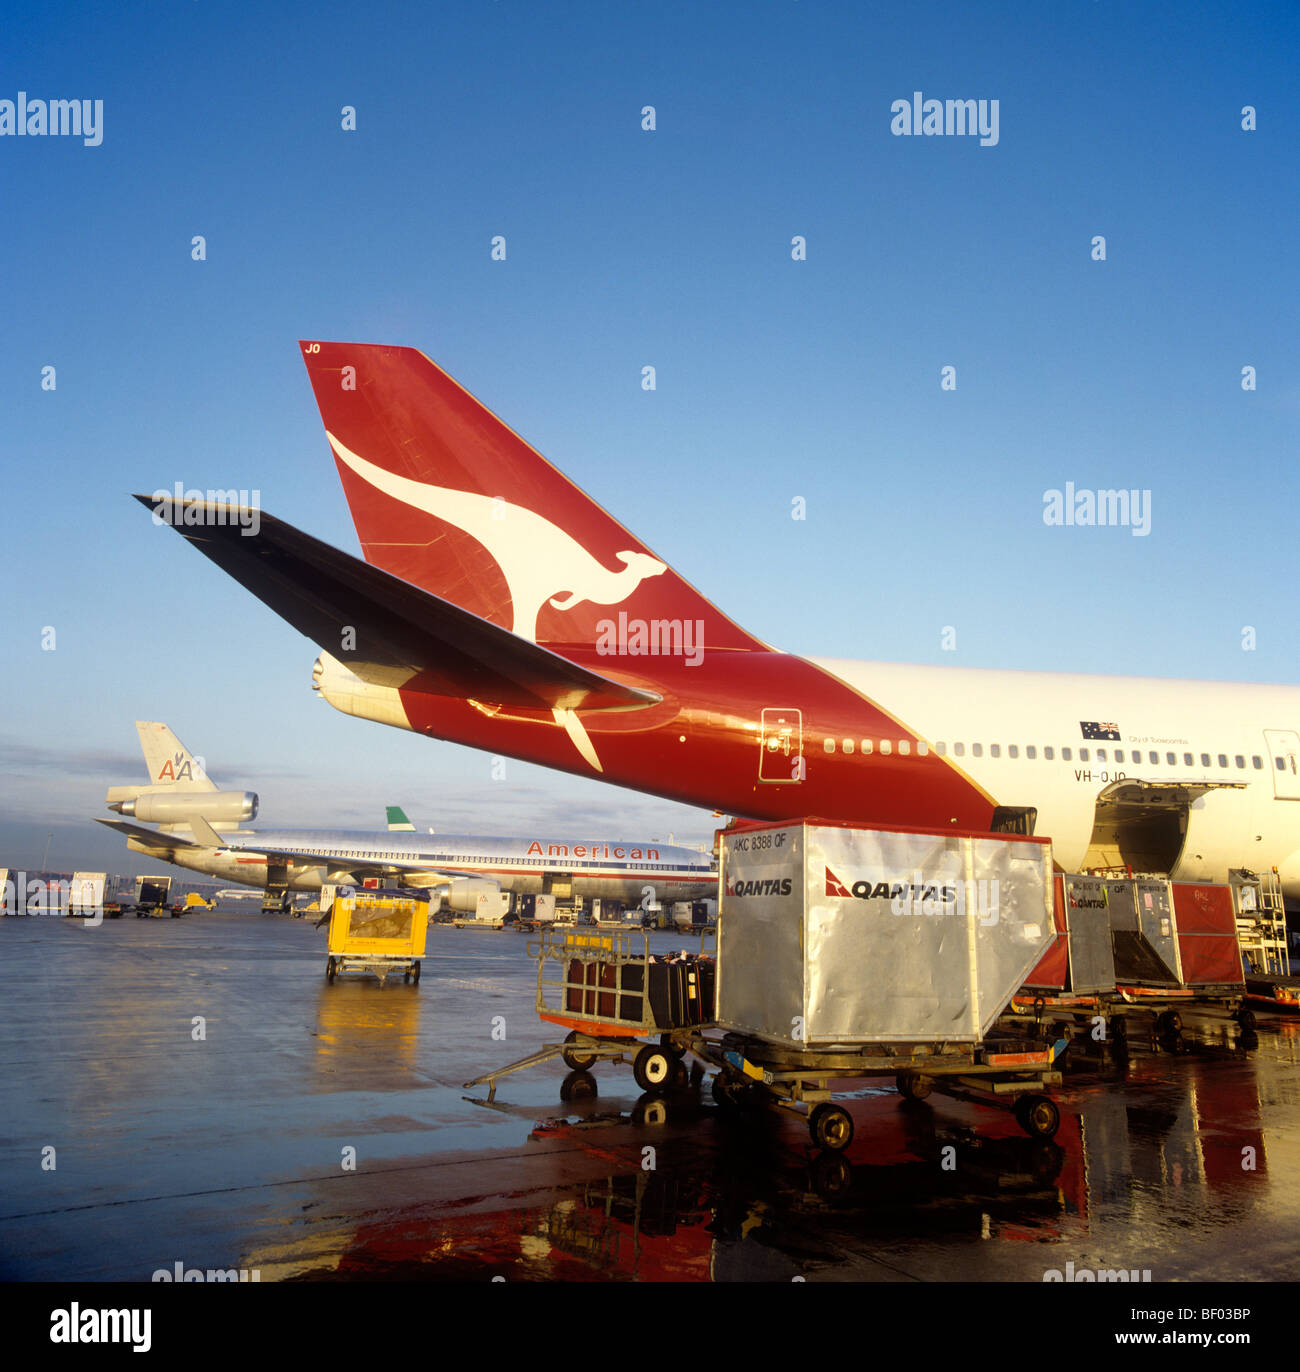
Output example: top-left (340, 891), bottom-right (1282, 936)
top-left (139, 342), bottom-right (1300, 899)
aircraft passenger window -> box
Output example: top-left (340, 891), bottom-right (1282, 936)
top-left (1201, 753), bottom-right (1210, 766)
top-left (862, 740), bottom-right (873, 754)
top-left (990, 744), bottom-right (1001, 758)
top-left (1097, 748), bottom-right (1107, 762)
top-left (823, 738), bottom-right (835, 753)
top-left (843, 739), bottom-right (855, 755)
top-left (1079, 748), bottom-right (1089, 761)
top-left (1166, 752), bottom-right (1176, 766)
top-left (1026, 746), bottom-right (1036, 759)
top-left (1253, 756), bottom-right (1263, 769)
top-left (1279, 757), bottom-right (1288, 771)
top-left (881, 740), bottom-right (893, 755)
top-left (1235, 755), bottom-right (1245, 768)
top-left (971, 743), bottom-right (983, 757)
top-left (1149, 751), bottom-right (1159, 765)
top-left (1009, 745), bottom-right (1019, 758)
top-left (1183, 753), bottom-right (1192, 765)
top-left (1062, 748), bottom-right (1071, 761)
top-left (916, 741), bottom-right (928, 756)
top-left (898, 740), bottom-right (911, 756)
top-left (935, 741), bottom-right (946, 755)
top-left (1218, 754), bottom-right (1227, 767)
top-left (954, 743), bottom-right (965, 757)
top-left (1043, 746), bottom-right (1053, 760)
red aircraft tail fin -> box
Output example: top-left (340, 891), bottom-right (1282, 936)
top-left (298, 341), bottom-right (765, 656)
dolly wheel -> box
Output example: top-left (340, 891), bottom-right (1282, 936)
top-left (326, 957), bottom-right (336, 983)
top-left (559, 1070), bottom-right (598, 1102)
top-left (808, 1103), bottom-right (854, 1152)
top-left (660, 1033), bottom-right (686, 1059)
top-left (1156, 1009), bottom-right (1182, 1035)
top-left (1236, 1007), bottom-right (1256, 1031)
top-left (810, 1151), bottom-right (853, 1201)
top-left (632, 1095), bottom-right (670, 1127)
top-left (561, 1030), bottom-right (597, 1072)
top-left (1014, 1093), bottom-right (1060, 1139)
top-left (633, 1044), bottom-right (674, 1092)
top-left (896, 1073), bottom-right (933, 1101)
top-left (411, 961), bottom-right (421, 985)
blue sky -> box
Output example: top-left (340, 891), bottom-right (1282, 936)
top-left (2, 1), bottom-right (1297, 871)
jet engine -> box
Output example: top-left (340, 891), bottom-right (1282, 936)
top-left (109, 791), bottom-right (259, 823)
top-left (407, 872), bottom-right (502, 913)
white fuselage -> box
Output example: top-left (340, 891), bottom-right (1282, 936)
top-left (814, 659), bottom-right (1300, 897)
top-left (137, 828), bottom-right (717, 905)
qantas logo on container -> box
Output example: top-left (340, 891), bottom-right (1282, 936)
top-left (1067, 888), bottom-right (1108, 909)
top-left (825, 866), bottom-right (956, 903)
top-left (725, 876), bottom-right (793, 897)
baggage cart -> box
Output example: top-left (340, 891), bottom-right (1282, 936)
top-left (463, 925), bottom-right (716, 1096)
top-left (325, 890), bottom-right (427, 986)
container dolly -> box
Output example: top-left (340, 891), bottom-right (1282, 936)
top-left (463, 925), bottom-right (715, 1099)
top-left (689, 1029), bottom-right (1068, 1151)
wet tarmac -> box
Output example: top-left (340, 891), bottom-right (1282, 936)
top-left (3, 912), bottom-right (1300, 1283)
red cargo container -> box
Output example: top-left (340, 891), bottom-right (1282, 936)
top-left (1170, 884), bottom-right (1244, 989)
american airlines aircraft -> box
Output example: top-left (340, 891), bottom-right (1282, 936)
top-left (97, 723), bottom-right (715, 909)
top-left (138, 341), bottom-right (1300, 900)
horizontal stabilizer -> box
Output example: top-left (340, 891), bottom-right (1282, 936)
top-left (134, 496), bottom-right (662, 714)
top-left (96, 817), bottom-right (197, 852)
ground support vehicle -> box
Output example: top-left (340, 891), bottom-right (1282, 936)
top-left (463, 925), bottom-right (715, 1099)
top-left (1002, 873), bottom-right (1253, 1046)
top-left (324, 890), bottom-right (427, 986)
top-left (691, 1028), bottom-right (1068, 1149)
top-left (702, 819), bottom-right (1066, 1148)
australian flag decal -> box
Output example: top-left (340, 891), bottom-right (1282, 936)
top-left (1080, 721), bottom-right (1121, 740)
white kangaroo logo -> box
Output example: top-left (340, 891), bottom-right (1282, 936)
top-left (327, 432), bottom-right (667, 643)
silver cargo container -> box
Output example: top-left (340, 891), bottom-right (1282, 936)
top-left (718, 821), bottom-right (1054, 1048)
top-left (1062, 874), bottom-right (1118, 993)
top-left (1105, 877), bottom-right (1182, 985)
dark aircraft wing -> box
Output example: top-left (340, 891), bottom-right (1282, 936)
top-left (133, 495), bottom-right (662, 713)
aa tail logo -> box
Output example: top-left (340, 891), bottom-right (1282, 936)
top-left (327, 432), bottom-right (667, 643)
top-left (157, 753), bottom-right (196, 783)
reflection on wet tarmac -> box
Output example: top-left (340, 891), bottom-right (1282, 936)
top-left (3, 915), bottom-right (1299, 1281)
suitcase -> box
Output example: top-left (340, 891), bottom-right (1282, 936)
top-left (619, 962), bottom-right (644, 1023)
top-left (598, 962), bottom-right (617, 1018)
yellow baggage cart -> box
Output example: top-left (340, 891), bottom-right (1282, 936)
top-left (325, 891), bottom-right (427, 986)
